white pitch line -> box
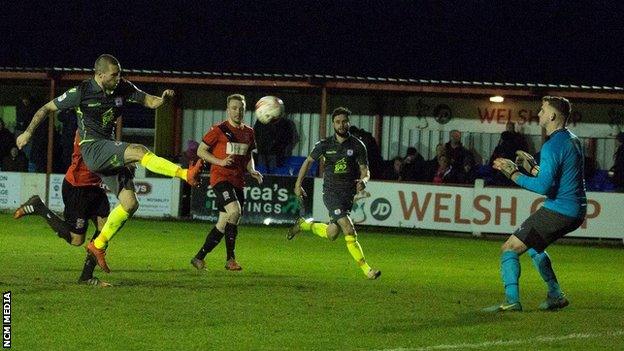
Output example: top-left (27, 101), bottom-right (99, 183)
top-left (376, 330), bottom-right (624, 351)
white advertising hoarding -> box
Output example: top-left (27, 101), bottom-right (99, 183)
top-left (47, 174), bottom-right (180, 218)
top-left (313, 178), bottom-right (623, 239)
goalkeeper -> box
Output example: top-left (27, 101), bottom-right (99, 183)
top-left (483, 96), bottom-right (587, 312)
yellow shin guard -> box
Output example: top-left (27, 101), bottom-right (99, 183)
top-left (345, 234), bottom-right (371, 274)
top-left (140, 152), bottom-right (183, 179)
top-left (93, 205), bottom-right (130, 249)
top-left (301, 221), bottom-right (328, 238)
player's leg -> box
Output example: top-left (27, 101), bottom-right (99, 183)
top-left (92, 188), bottom-right (137, 249)
top-left (125, 144), bottom-right (202, 186)
top-left (223, 187), bottom-right (244, 271)
top-left (528, 248), bottom-right (568, 310)
top-left (14, 194), bottom-right (74, 244)
top-left (482, 233), bottom-right (528, 312)
top-left (337, 216), bottom-right (381, 280)
top-left (88, 172), bottom-right (137, 272)
top-left (191, 211), bottom-right (227, 270)
top-left (288, 191), bottom-right (344, 240)
top-left (288, 217), bottom-right (336, 240)
top-left (528, 209), bottom-right (583, 310)
top-left (79, 189), bottom-right (111, 286)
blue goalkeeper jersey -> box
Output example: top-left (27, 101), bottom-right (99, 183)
top-left (516, 128), bottom-right (587, 218)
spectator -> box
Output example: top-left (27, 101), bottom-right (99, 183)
top-left (0, 118), bottom-right (16, 162)
top-left (254, 117), bottom-right (298, 174)
top-left (609, 132), bottom-right (624, 192)
top-left (2, 146), bottom-right (28, 172)
top-left (489, 131), bottom-right (517, 163)
top-left (458, 153), bottom-right (478, 184)
top-left (445, 129), bottom-right (470, 168)
top-left (15, 93), bottom-right (37, 169)
top-left (349, 125), bottom-right (384, 180)
top-left (424, 143), bottom-right (445, 181)
top-left (505, 121), bottom-right (529, 153)
top-left (15, 93), bottom-right (35, 137)
top-left (432, 154), bottom-right (458, 184)
top-left (384, 156), bottom-right (402, 180)
top-left (16, 94), bottom-right (48, 172)
top-left (400, 146), bottom-right (425, 181)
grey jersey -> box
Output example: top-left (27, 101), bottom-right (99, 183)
top-left (309, 134), bottom-right (368, 193)
top-left (53, 78), bottom-right (146, 143)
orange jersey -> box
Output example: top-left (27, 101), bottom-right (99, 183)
top-left (65, 133), bottom-right (102, 187)
top-left (202, 120), bottom-right (255, 188)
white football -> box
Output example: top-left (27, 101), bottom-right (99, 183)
top-left (255, 96), bottom-right (284, 124)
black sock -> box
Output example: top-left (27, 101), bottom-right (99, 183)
top-left (36, 205), bottom-right (73, 244)
top-left (79, 231), bottom-right (100, 281)
top-left (224, 223), bottom-right (238, 260)
top-left (195, 227), bottom-right (224, 260)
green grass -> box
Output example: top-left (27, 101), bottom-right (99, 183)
top-left (0, 213), bottom-right (622, 350)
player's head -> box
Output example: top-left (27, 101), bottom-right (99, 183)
top-left (226, 94), bottom-right (246, 125)
top-left (94, 54), bottom-right (121, 92)
top-left (331, 107), bottom-right (351, 137)
top-left (539, 96), bottom-right (571, 127)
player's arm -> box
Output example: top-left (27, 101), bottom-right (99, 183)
top-left (197, 141), bottom-right (233, 167)
top-left (143, 89), bottom-right (175, 109)
top-left (514, 146), bottom-right (556, 195)
top-left (356, 164), bottom-right (370, 192)
top-left (16, 100), bottom-right (59, 149)
top-left (294, 156), bottom-right (315, 198)
top-left (246, 155), bottom-right (263, 184)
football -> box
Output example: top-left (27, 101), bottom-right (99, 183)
top-left (254, 96), bottom-right (284, 124)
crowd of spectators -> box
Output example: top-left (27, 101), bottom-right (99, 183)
top-left (2, 101), bottom-right (624, 194)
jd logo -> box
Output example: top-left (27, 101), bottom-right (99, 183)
top-left (370, 198), bottom-right (391, 221)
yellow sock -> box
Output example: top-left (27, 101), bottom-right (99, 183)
top-left (93, 205), bottom-right (130, 249)
top-left (140, 152), bottom-right (184, 179)
top-left (345, 235), bottom-right (372, 274)
top-left (300, 221), bottom-right (328, 238)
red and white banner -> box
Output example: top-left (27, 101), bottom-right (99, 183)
top-left (313, 178), bottom-right (623, 239)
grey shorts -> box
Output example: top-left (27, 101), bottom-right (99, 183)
top-left (80, 139), bottom-right (134, 195)
top-left (514, 207), bottom-right (584, 252)
top-left (323, 190), bottom-right (355, 222)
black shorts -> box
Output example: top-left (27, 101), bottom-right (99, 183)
top-left (212, 181), bottom-right (245, 212)
top-left (513, 207), bottom-right (584, 252)
top-left (62, 179), bottom-right (110, 235)
top-left (323, 190), bottom-right (355, 222)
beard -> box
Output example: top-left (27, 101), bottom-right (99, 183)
top-left (335, 128), bottom-right (350, 138)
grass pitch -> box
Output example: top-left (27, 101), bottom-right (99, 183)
top-left (0, 213), bottom-right (622, 350)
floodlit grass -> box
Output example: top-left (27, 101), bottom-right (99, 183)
top-left (0, 213), bottom-right (622, 350)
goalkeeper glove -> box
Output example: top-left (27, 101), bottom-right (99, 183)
top-left (515, 150), bottom-right (539, 176)
top-left (493, 158), bottom-right (520, 179)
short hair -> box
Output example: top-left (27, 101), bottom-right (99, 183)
top-left (406, 147), bottom-right (418, 156)
top-left (94, 54), bottom-right (120, 74)
top-left (226, 94), bottom-right (246, 110)
top-left (542, 96), bottom-right (571, 122)
top-left (331, 107), bottom-right (351, 121)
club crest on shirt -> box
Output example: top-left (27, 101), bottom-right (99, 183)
top-left (115, 97), bottom-right (123, 107)
top-left (347, 149), bottom-right (354, 156)
top-left (334, 209), bottom-right (341, 215)
top-left (75, 218), bottom-right (85, 229)
top-left (223, 191), bottom-right (230, 200)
